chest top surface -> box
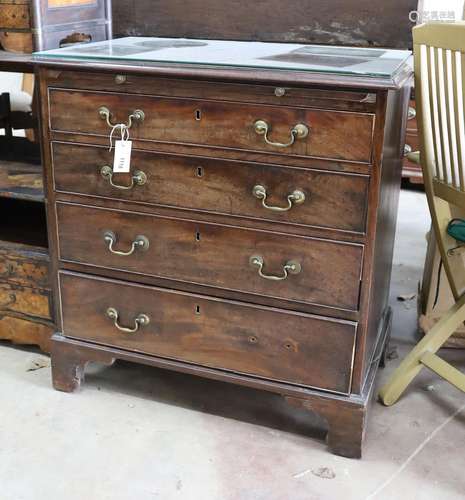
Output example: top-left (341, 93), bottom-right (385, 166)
top-left (34, 36), bottom-right (412, 90)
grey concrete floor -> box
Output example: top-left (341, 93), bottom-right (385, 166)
top-left (1, 188), bottom-right (465, 500)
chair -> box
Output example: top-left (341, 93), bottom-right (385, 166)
top-left (0, 92), bottom-right (13, 141)
top-left (379, 22), bottom-right (465, 406)
top-left (0, 72), bottom-right (38, 162)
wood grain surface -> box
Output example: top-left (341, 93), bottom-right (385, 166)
top-left (51, 142), bottom-right (369, 234)
top-left (60, 272), bottom-right (357, 394)
top-left (48, 89), bottom-right (375, 163)
top-left (56, 201), bottom-right (364, 311)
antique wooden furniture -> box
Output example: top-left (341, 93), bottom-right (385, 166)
top-left (0, 0), bottom-right (112, 351)
top-left (113, 0), bottom-right (417, 49)
top-left (35, 39), bottom-right (412, 457)
top-left (0, 0), bottom-right (112, 53)
top-left (0, 196), bottom-right (52, 351)
top-left (380, 22), bottom-right (465, 406)
top-left (402, 97), bottom-right (423, 183)
top-left (0, 0), bottom-right (33, 53)
top-left (0, 87), bottom-right (36, 154)
top-left (0, 65), bottom-right (53, 351)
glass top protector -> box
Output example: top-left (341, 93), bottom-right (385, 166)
top-left (34, 37), bottom-right (411, 77)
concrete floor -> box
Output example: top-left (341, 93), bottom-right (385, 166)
top-left (1, 188), bottom-right (464, 500)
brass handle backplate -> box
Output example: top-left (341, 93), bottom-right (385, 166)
top-left (252, 184), bottom-right (305, 212)
top-left (100, 165), bottom-right (147, 190)
top-left (98, 106), bottom-right (145, 129)
top-left (103, 230), bottom-right (150, 256)
top-left (249, 255), bottom-right (301, 281)
top-left (106, 307), bottom-right (150, 334)
top-left (254, 120), bottom-right (309, 148)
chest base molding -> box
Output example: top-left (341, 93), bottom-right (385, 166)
top-left (50, 306), bottom-right (391, 459)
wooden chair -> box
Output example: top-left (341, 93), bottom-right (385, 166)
top-left (379, 22), bottom-right (465, 406)
top-left (0, 92), bottom-right (13, 138)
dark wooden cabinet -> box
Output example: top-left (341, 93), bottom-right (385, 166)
top-left (36, 48), bottom-right (411, 458)
top-left (0, 161), bottom-right (53, 352)
top-left (0, 0), bottom-right (111, 52)
top-left (402, 98), bottom-right (423, 183)
top-left (0, 240), bottom-right (52, 344)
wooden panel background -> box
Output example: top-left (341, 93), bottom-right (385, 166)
top-left (112, 0), bottom-right (417, 49)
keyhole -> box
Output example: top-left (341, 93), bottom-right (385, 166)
top-left (196, 166), bottom-right (204, 177)
top-left (195, 305), bottom-right (201, 315)
top-left (196, 231), bottom-right (201, 242)
top-left (195, 109), bottom-right (202, 121)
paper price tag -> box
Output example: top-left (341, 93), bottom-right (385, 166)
top-left (113, 140), bottom-right (132, 173)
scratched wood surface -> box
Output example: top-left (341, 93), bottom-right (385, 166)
top-left (0, 314), bottom-right (52, 352)
top-left (0, 160), bottom-right (44, 201)
top-left (0, 202), bottom-right (52, 350)
top-left (112, 0), bottom-right (417, 49)
top-left (0, 1), bottom-right (30, 30)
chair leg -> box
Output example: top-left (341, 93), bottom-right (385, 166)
top-left (421, 352), bottom-right (465, 392)
top-left (379, 295), bottom-right (465, 406)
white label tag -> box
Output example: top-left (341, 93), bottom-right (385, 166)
top-left (113, 140), bottom-right (132, 173)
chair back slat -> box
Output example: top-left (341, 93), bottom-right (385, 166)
top-left (454, 51), bottom-right (465, 190)
top-left (436, 47), bottom-right (454, 185)
top-left (426, 46), bottom-right (444, 181)
top-left (445, 49), bottom-right (460, 187)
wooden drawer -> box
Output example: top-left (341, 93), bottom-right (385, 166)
top-left (56, 202), bottom-right (364, 311)
top-left (0, 3), bottom-right (30, 30)
top-left (49, 71), bottom-right (378, 113)
top-left (0, 241), bottom-right (49, 289)
top-left (52, 142), bottom-right (369, 234)
top-left (405, 130), bottom-right (419, 154)
top-left (0, 314), bottom-right (53, 352)
top-left (0, 282), bottom-right (51, 320)
top-left (60, 272), bottom-right (357, 394)
top-left (48, 89), bottom-right (375, 163)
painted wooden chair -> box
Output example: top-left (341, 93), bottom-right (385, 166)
top-left (379, 22), bottom-right (465, 406)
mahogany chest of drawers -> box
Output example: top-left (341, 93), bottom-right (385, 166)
top-left (36, 44), bottom-right (412, 458)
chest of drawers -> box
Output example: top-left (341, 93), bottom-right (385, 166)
top-left (37, 46), bottom-right (412, 458)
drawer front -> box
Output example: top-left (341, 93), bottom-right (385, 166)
top-left (0, 4), bottom-right (31, 30)
top-left (52, 142), bottom-right (369, 234)
top-left (56, 203), bottom-right (363, 311)
top-left (405, 130), bottom-right (419, 155)
top-left (0, 282), bottom-right (51, 320)
top-left (0, 314), bottom-right (53, 353)
top-left (49, 71), bottom-right (378, 112)
top-left (48, 89), bottom-right (375, 163)
top-left (0, 243), bottom-right (50, 289)
top-left (60, 272), bottom-right (357, 393)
